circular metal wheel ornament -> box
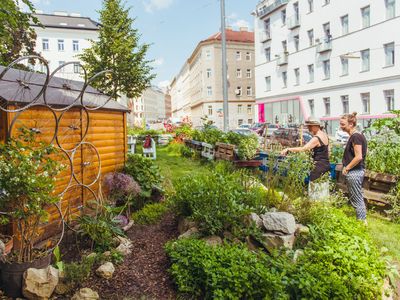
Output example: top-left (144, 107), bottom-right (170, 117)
top-left (52, 149), bottom-right (74, 197)
top-left (44, 62), bottom-right (87, 111)
top-left (56, 105), bottom-right (89, 152)
top-left (81, 70), bottom-right (115, 110)
top-left (0, 55), bottom-right (49, 112)
top-left (71, 142), bottom-right (101, 187)
top-left (8, 104), bottom-right (58, 147)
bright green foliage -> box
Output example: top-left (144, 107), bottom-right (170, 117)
top-left (174, 124), bottom-right (194, 140)
top-left (0, 0), bottom-right (41, 66)
top-left (78, 0), bottom-right (154, 98)
top-left (170, 166), bottom-right (267, 235)
top-left (132, 202), bottom-right (169, 225)
top-left (64, 254), bottom-right (97, 285)
top-left (370, 110), bottom-right (400, 135)
top-left (330, 144), bottom-right (344, 164)
top-left (237, 134), bottom-right (259, 160)
top-left (127, 127), bottom-right (164, 137)
top-left (124, 154), bottom-right (163, 194)
top-left (165, 239), bottom-right (290, 300)
top-left (53, 246), bottom-right (64, 273)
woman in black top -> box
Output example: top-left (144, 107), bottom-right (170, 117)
top-left (340, 112), bottom-right (368, 223)
top-left (281, 118), bottom-right (330, 181)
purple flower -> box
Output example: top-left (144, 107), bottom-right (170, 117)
top-left (104, 172), bottom-right (141, 196)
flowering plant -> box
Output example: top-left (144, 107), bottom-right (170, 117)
top-left (0, 130), bottom-right (61, 262)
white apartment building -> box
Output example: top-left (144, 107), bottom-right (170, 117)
top-left (170, 28), bottom-right (256, 129)
top-left (31, 12), bottom-right (99, 81)
top-left (254, 0), bottom-right (399, 134)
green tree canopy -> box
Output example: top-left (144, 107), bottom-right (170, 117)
top-left (0, 0), bottom-right (41, 66)
top-left (79, 0), bottom-right (155, 98)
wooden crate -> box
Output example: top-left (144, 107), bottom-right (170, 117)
top-left (215, 142), bottom-right (236, 161)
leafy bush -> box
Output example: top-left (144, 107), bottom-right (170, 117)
top-left (132, 202), bottom-right (169, 225)
top-left (165, 239), bottom-right (290, 300)
top-left (64, 254), bottom-right (97, 285)
top-left (174, 124), bottom-right (194, 140)
top-left (330, 144), bottom-right (344, 164)
top-left (237, 134), bottom-right (259, 160)
top-left (170, 166), bottom-right (267, 235)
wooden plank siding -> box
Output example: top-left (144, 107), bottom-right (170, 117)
top-left (3, 106), bottom-right (127, 244)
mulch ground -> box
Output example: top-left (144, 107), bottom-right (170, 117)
top-left (83, 212), bottom-right (179, 299)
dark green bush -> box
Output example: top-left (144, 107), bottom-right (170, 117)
top-left (165, 239), bottom-right (290, 300)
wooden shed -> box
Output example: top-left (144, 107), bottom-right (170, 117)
top-left (0, 65), bottom-right (129, 243)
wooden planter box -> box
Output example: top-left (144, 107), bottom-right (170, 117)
top-left (215, 142), bottom-right (236, 161)
top-left (233, 160), bottom-right (263, 168)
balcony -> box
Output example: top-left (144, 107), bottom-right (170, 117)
top-left (287, 15), bottom-right (300, 29)
top-left (276, 52), bottom-right (289, 66)
top-left (259, 30), bottom-right (271, 42)
top-left (257, 0), bottom-right (289, 18)
top-left (316, 39), bottom-right (332, 53)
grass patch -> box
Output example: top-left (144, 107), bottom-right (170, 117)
top-left (132, 202), bottom-right (170, 225)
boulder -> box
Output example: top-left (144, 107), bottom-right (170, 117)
top-left (260, 233), bottom-right (295, 252)
top-left (96, 262), bottom-right (115, 279)
top-left (202, 235), bottom-right (223, 247)
top-left (22, 266), bottom-right (59, 300)
top-left (115, 236), bottom-right (133, 256)
top-left (71, 288), bottom-right (99, 300)
top-left (244, 213), bottom-right (263, 228)
top-left (178, 227), bottom-right (199, 239)
top-left (177, 217), bottom-right (197, 234)
top-left (261, 212), bottom-right (296, 234)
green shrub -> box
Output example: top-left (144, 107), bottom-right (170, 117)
top-left (165, 239), bottom-right (290, 300)
top-left (64, 254), bottom-right (97, 285)
top-left (237, 134), bottom-right (259, 160)
top-left (132, 202), bottom-right (169, 225)
top-left (124, 154), bottom-right (163, 195)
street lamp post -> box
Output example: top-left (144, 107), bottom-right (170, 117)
top-left (220, 0), bottom-right (229, 132)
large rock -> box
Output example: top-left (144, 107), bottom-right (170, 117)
top-left (244, 213), bottom-right (263, 228)
top-left (260, 233), bottom-right (295, 252)
top-left (96, 262), bottom-right (115, 279)
top-left (178, 227), bottom-right (199, 239)
top-left (71, 288), bottom-right (99, 300)
top-left (261, 212), bottom-right (296, 234)
top-left (177, 217), bottom-right (197, 234)
top-left (22, 266), bottom-right (59, 300)
top-left (202, 235), bottom-right (223, 247)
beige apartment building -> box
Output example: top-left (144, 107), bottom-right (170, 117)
top-left (170, 28), bottom-right (256, 129)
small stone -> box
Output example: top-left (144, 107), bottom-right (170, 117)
top-left (86, 252), bottom-right (97, 259)
top-left (260, 233), bottom-right (295, 252)
top-left (71, 288), bottom-right (99, 300)
top-left (295, 224), bottom-right (310, 235)
top-left (177, 217), bottom-right (197, 234)
top-left (55, 282), bottom-right (72, 295)
top-left (103, 251), bottom-right (111, 257)
top-left (293, 249), bottom-right (304, 262)
top-left (22, 266), bottom-right (59, 300)
top-left (96, 262), bottom-right (115, 279)
top-left (178, 227), bottom-right (199, 239)
top-left (202, 235), bottom-right (223, 247)
top-left (115, 237), bottom-right (133, 256)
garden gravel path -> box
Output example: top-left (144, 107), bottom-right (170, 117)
top-left (84, 212), bottom-right (179, 299)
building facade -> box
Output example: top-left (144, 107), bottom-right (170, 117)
top-left (170, 28), bottom-right (256, 129)
top-left (254, 0), bottom-right (399, 133)
top-left (31, 11), bottom-right (99, 81)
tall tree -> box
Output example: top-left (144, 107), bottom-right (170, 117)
top-left (79, 0), bottom-right (154, 98)
top-left (0, 0), bottom-right (41, 66)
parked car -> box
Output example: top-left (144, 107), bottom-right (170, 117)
top-left (335, 128), bottom-right (349, 144)
top-left (264, 124), bottom-right (280, 137)
top-left (237, 124), bottom-right (251, 130)
top-left (231, 128), bottom-right (257, 136)
top-left (271, 128), bottom-right (312, 147)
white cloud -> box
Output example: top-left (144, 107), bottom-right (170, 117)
top-left (31, 0), bottom-right (51, 5)
top-left (152, 58), bottom-right (164, 66)
top-left (143, 0), bottom-right (174, 13)
top-left (157, 80), bottom-right (171, 89)
top-left (232, 19), bottom-right (250, 29)
top-left (226, 12), bottom-right (252, 30)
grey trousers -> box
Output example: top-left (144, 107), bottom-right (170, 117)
top-left (346, 168), bottom-right (366, 220)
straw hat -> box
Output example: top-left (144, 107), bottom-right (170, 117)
top-left (304, 117), bottom-right (321, 126)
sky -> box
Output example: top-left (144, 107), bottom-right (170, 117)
top-left (31, 0), bottom-right (256, 89)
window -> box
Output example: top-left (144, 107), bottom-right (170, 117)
top-left (385, 0), bottom-right (395, 19)
top-left (264, 18), bottom-right (270, 32)
top-left (237, 104), bottom-right (243, 114)
top-left (265, 76), bottom-right (271, 91)
top-left (236, 69), bottom-right (242, 78)
top-left (206, 68), bottom-right (212, 78)
top-left (282, 40), bottom-right (288, 53)
top-left (341, 57), bottom-right (349, 75)
top-left (42, 38), bottom-right (49, 51)
top-left (265, 47), bottom-right (271, 62)
top-left (247, 104), bottom-right (252, 114)
top-left (341, 15), bottom-right (349, 35)
top-left (238, 119), bottom-right (244, 126)
top-left (361, 49), bottom-right (370, 71)
top-left (58, 39), bottom-right (64, 51)
top-left (308, 0), bottom-right (313, 13)
top-left (58, 61), bottom-right (65, 72)
top-left (205, 49), bottom-right (211, 60)
top-left (246, 69), bottom-right (251, 78)
top-left (323, 22), bottom-right (331, 41)
top-left (246, 87), bottom-right (252, 96)
top-left (307, 29), bottom-right (314, 46)
top-left (308, 99), bottom-right (315, 116)
top-left (294, 68), bottom-right (300, 85)
top-left (281, 9), bottom-right (286, 25)
top-left (323, 59), bottom-right (330, 79)
top-left (248, 119), bottom-right (253, 124)
top-left (207, 86), bottom-right (212, 96)
top-left (324, 0), bottom-right (330, 5)
top-left (308, 64), bottom-right (314, 82)
top-left (293, 2), bottom-right (299, 20)
top-left (73, 63), bottom-right (80, 74)
top-left (384, 42), bottom-right (395, 66)
top-left (282, 71), bottom-right (287, 88)
top-left (341, 95), bottom-right (349, 113)
top-left (236, 51), bottom-right (241, 60)
top-left (294, 35), bottom-right (299, 51)
top-left (245, 52), bottom-right (251, 61)
top-left (208, 105), bottom-right (213, 116)
top-left (72, 40), bottom-right (79, 52)
top-left (323, 97), bottom-right (331, 116)
top-left (361, 6), bottom-right (370, 28)
top-left (384, 89), bottom-right (395, 111)
top-left (236, 86), bottom-right (242, 96)
top-left (361, 92), bottom-right (370, 113)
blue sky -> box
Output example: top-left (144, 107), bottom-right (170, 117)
top-left (32, 0), bottom-right (256, 88)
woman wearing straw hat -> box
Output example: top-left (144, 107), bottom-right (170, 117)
top-left (281, 117), bottom-right (330, 181)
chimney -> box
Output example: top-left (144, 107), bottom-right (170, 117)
top-left (239, 27), bottom-right (248, 32)
top-left (226, 25), bottom-right (233, 31)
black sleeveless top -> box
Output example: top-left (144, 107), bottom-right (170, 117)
top-left (312, 136), bottom-right (329, 162)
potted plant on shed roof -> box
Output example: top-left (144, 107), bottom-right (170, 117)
top-left (0, 130), bottom-right (62, 297)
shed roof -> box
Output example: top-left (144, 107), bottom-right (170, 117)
top-left (0, 66), bottom-right (129, 112)
top-left (32, 13), bottom-right (100, 31)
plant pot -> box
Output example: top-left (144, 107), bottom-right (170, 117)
top-left (0, 253), bottom-right (51, 298)
top-left (0, 234), bottom-right (13, 255)
top-left (234, 160), bottom-right (263, 167)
